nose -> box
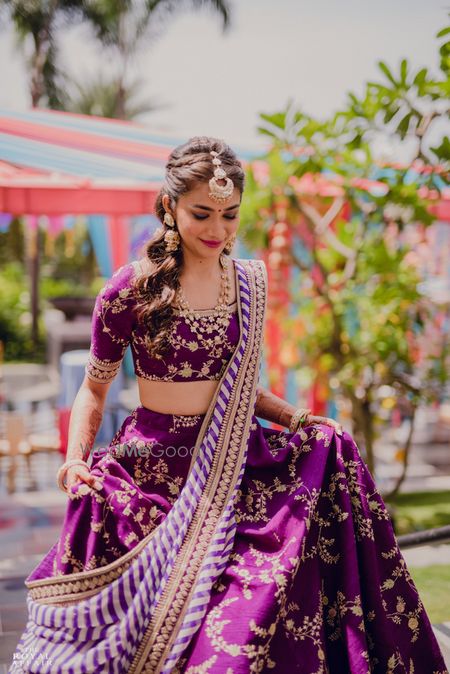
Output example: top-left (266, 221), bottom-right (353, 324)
top-left (205, 217), bottom-right (227, 237)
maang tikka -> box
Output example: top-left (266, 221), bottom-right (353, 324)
top-left (209, 150), bottom-right (234, 203)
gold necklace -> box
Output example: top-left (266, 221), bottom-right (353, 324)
top-left (175, 254), bottom-right (232, 345)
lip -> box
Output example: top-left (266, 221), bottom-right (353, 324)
top-left (200, 238), bottom-right (222, 247)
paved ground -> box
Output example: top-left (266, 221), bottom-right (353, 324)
top-left (0, 417), bottom-right (449, 670)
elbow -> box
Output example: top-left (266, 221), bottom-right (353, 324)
top-left (81, 374), bottom-right (111, 409)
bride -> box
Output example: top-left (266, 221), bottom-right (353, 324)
top-left (10, 137), bottom-right (447, 673)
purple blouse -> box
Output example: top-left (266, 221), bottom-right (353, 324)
top-left (85, 260), bottom-right (240, 384)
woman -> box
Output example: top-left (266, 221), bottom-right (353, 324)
top-left (10, 137), bottom-right (447, 673)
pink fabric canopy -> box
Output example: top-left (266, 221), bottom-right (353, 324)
top-left (0, 162), bottom-right (158, 215)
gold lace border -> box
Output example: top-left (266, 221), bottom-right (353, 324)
top-left (25, 526), bottom-right (159, 604)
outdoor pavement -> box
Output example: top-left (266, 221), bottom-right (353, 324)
top-left (0, 421), bottom-right (449, 671)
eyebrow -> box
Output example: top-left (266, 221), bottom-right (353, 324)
top-left (191, 203), bottom-right (240, 212)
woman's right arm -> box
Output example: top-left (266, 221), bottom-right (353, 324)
top-left (64, 262), bottom-right (136, 491)
top-left (64, 376), bottom-right (111, 490)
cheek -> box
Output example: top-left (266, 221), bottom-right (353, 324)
top-left (177, 214), bottom-right (200, 236)
top-left (228, 218), bottom-right (240, 233)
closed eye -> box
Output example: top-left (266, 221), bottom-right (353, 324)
top-left (193, 214), bottom-right (237, 220)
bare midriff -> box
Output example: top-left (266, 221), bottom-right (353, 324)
top-left (137, 378), bottom-right (219, 415)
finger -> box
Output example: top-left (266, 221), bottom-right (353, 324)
top-left (80, 472), bottom-right (102, 491)
top-left (311, 416), bottom-right (328, 425)
top-left (317, 417), bottom-right (343, 434)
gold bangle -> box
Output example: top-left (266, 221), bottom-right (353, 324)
top-left (56, 458), bottom-right (90, 493)
top-left (289, 407), bottom-right (312, 433)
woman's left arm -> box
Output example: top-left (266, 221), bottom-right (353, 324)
top-left (254, 385), bottom-right (343, 434)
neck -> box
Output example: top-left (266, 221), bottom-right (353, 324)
top-left (181, 248), bottom-right (225, 280)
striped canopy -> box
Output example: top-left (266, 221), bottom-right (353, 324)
top-left (0, 108), bottom-right (262, 215)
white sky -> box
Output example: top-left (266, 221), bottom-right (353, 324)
top-left (0, 0), bottom-right (446, 150)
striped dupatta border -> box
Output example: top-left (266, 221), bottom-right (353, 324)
top-left (11, 257), bottom-right (267, 674)
top-left (132, 257), bottom-right (267, 673)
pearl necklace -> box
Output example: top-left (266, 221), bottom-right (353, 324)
top-left (175, 255), bottom-right (232, 346)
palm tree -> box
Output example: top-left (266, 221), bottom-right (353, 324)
top-left (0, 0), bottom-right (89, 108)
top-left (1, 1), bottom-right (232, 115)
top-left (65, 71), bottom-right (166, 120)
top-left (80, 0), bottom-right (232, 119)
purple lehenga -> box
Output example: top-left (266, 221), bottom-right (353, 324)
top-left (10, 258), bottom-right (448, 674)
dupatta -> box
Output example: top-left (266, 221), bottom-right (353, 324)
top-left (11, 257), bottom-right (267, 674)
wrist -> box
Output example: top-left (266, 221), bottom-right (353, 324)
top-left (289, 408), bottom-right (312, 433)
top-left (57, 458), bottom-right (90, 493)
top-left (278, 403), bottom-right (296, 429)
top-left (65, 444), bottom-right (91, 463)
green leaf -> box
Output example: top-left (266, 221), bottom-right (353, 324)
top-left (383, 105), bottom-right (400, 124)
top-left (400, 58), bottom-right (408, 85)
top-left (378, 60), bottom-right (397, 86)
top-left (258, 112), bottom-right (287, 130)
top-left (429, 135), bottom-right (450, 161)
top-left (436, 26), bottom-right (450, 38)
top-left (396, 111), bottom-right (414, 139)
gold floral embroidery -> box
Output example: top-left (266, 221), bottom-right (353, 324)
top-left (234, 426), bottom-right (329, 527)
top-left (384, 652), bottom-right (447, 674)
top-left (225, 536), bottom-right (299, 600)
top-left (134, 354), bottom-right (223, 382)
top-left (282, 590), bottom-right (328, 672)
top-left (132, 455), bottom-right (185, 504)
top-left (132, 308), bottom-right (238, 382)
top-left (85, 264), bottom-right (136, 383)
top-left (54, 532), bottom-right (121, 576)
top-left (323, 590), bottom-right (369, 640)
top-left (99, 276), bottom-right (134, 338)
top-left (380, 555), bottom-right (425, 643)
top-left (204, 596), bottom-right (277, 672)
top-left (67, 480), bottom-right (106, 502)
top-left (51, 440), bottom-right (177, 578)
top-left (169, 413), bottom-right (204, 433)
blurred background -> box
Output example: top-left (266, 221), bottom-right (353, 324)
top-left (0, 0), bottom-right (449, 669)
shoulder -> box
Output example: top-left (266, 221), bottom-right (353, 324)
top-left (97, 262), bottom-right (137, 304)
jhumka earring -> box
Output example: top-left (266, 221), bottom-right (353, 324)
top-left (209, 151), bottom-right (234, 203)
top-left (163, 211), bottom-right (180, 252)
top-left (223, 233), bottom-right (237, 253)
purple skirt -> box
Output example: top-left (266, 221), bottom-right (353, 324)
top-left (22, 405), bottom-right (448, 673)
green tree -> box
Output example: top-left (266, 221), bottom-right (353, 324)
top-left (0, 0), bottom-right (89, 107)
top-left (1, 0), bottom-right (232, 116)
top-left (241, 19), bottom-right (449, 496)
top-left (76, 0), bottom-right (232, 119)
top-left (65, 72), bottom-right (161, 120)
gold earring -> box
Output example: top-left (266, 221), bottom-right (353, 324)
top-left (164, 212), bottom-right (175, 228)
top-left (164, 229), bottom-right (180, 252)
top-left (224, 233), bottom-right (237, 253)
top-left (163, 211), bottom-right (180, 252)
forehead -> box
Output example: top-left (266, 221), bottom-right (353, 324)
top-left (179, 182), bottom-right (241, 210)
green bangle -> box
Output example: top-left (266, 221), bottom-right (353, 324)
top-left (289, 407), bottom-right (312, 433)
